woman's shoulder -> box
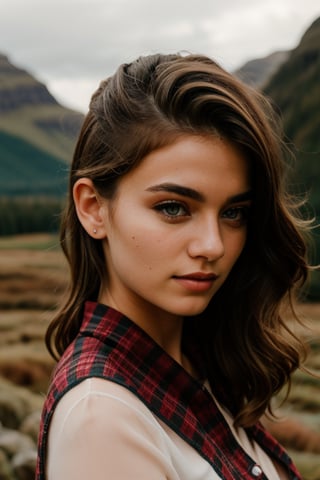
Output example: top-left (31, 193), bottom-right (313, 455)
top-left (46, 378), bottom-right (188, 479)
top-left (51, 377), bottom-right (161, 432)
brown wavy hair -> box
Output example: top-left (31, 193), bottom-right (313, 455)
top-left (46, 53), bottom-right (309, 427)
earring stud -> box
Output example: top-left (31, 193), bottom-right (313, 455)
top-left (93, 228), bottom-right (97, 234)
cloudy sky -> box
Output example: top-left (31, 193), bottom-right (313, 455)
top-left (1, 0), bottom-right (319, 113)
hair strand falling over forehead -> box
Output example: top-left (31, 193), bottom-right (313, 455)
top-left (46, 53), bottom-right (310, 428)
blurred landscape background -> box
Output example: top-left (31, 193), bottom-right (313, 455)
top-left (0, 15), bottom-right (319, 480)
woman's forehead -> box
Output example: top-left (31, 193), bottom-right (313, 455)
top-left (116, 135), bottom-right (251, 199)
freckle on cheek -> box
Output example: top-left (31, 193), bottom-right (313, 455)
top-left (131, 236), bottom-right (140, 247)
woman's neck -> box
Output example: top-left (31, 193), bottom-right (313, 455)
top-left (99, 291), bottom-right (185, 366)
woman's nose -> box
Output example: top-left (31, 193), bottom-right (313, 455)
top-left (187, 218), bottom-right (225, 262)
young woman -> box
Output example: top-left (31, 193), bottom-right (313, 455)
top-left (36, 53), bottom-right (309, 479)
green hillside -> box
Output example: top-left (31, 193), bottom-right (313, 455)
top-left (0, 130), bottom-right (67, 196)
top-left (0, 103), bottom-right (82, 164)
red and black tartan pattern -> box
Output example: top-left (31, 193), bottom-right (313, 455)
top-left (36, 302), bottom-right (301, 479)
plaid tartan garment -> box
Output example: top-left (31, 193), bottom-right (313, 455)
top-left (36, 301), bottom-right (301, 480)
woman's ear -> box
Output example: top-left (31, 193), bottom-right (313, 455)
top-left (73, 178), bottom-right (107, 239)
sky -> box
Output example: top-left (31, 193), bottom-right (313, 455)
top-left (1, 0), bottom-right (319, 113)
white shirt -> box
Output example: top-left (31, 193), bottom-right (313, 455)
top-left (47, 377), bottom-right (286, 479)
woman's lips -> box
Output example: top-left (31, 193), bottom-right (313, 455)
top-left (173, 273), bottom-right (217, 292)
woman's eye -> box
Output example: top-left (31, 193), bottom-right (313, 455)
top-left (154, 201), bottom-right (189, 219)
top-left (222, 206), bottom-right (249, 225)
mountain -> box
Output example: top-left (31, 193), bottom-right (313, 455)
top-left (0, 54), bottom-right (83, 195)
top-left (235, 51), bottom-right (290, 88)
top-left (263, 17), bottom-right (320, 217)
top-left (264, 17), bottom-right (320, 168)
top-left (262, 17), bottom-right (320, 299)
top-left (235, 17), bottom-right (320, 177)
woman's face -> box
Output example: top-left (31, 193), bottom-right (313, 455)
top-left (99, 135), bottom-right (251, 326)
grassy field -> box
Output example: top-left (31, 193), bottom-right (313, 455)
top-left (0, 234), bottom-right (319, 478)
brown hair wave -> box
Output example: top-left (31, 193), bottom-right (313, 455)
top-left (46, 53), bottom-right (309, 427)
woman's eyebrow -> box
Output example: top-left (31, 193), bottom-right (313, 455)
top-left (228, 191), bottom-right (252, 203)
top-left (146, 183), bottom-right (252, 204)
top-left (146, 183), bottom-right (205, 201)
